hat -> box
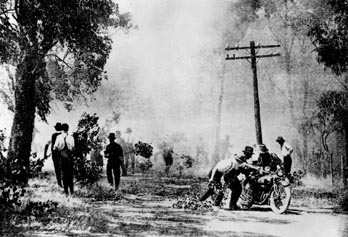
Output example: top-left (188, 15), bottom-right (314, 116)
top-left (54, 122), bottom-right (62, 129)
top-left (108, 133), bottom-right (116, 139)
top-left (276, 136), bottom-right (285, 142)
top-left (61, 123), bottom-right (69, 131)
top-left (244, 146), bottom-right (254, 155)
top-left (126, 128), bottom-right (132, 133)
top-left (259, 144), bottom-right (268, 153)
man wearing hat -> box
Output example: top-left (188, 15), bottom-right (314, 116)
top-left (204, 146), bottom-right (255, 210)
top-left (53, 123), bottom-right (75, 196)
top-left (44, 122), bottom-right (63, 187)
top-left (104, 133), bottom-right (124, 190)
top-left (276, 136), bottom-right (293, 177)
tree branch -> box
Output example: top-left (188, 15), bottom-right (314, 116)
top-left (0, 9), bottom-right (15, 15)
top-left (46, 54), bottom-right (73, 70)
top-left (0, 8), bottom-right (19, 35)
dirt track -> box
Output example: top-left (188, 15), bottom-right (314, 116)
top-left (91, 195), bottom-right (348, 237)
top-left (26, 174), bottom-right (348, 237)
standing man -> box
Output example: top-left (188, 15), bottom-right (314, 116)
top-left (276, 136), bottom-right (293, 177)
top-left (104, 133), bottom-right (124, 190)
top-left (162, 141), bottom-right (174, 176)
top-left (115, 130), bottom-right (128, 176)
top-left (53, 123), bottom-right (75, 196)
top-left (44, 123), bottom-right (63, 187)
top-left (202, 146), bottom-right (255, 210)
top-left (45, 123), bottom-right (62, 187)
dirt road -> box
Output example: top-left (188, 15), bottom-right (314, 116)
top-left (85, 193), bottom-right (347, 237)
top-left (25, 174), bottom-right (348, 237)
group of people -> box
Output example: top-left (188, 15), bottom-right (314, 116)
top-left (205, 136), bottom-right (293, 211)
top-left (44, 122), bottom-right (75, 196)
top-left (45, 120), bottom-right (293, 203)
top-left (45, 122), bottom-right (136, 194)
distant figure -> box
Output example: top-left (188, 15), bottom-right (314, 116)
top-left (160, 141), bottom-right (174, 175)
top-left (196, 137), bottom-right (208, 164)
top-left (115, 130), bottom-right (128, 176)
top-left (90, 136), bottom-right (103, 167)
top-left (276, 136), bottom-right (293, 177)
top-left (44, 122), bottom-right (63, 187)
top-left (104, 133), bottom-right (124, 190)
top-left (53, 123), bottom-right (75, 196)
top-left (125, 127), bottom-right (136, 174)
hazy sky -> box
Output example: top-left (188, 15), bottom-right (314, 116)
top-left (19, 0), bottom-right (234, 149)
top-left (1, 0), bottom-right (321, 155)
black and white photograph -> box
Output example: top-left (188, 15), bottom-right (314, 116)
top-left (0, 0), bottom-right (348, 236)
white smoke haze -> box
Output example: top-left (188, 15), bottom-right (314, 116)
top-left (0, 0), bottom-right (343, 168)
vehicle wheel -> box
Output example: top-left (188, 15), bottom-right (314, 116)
top-left (270, 185), bottom-right (291, 214)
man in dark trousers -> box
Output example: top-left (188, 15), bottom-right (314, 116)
top-left (276, 136), bottom-right (293, 177)
top-left (53, 123), bottom-right (75, 196)
top-left (44, 122), bottom-right (62, 187)
top-left (105, 133), bottom-right (124, 190)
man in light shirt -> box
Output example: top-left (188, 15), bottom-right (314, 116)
top-left (53, 123), bottom-right (75, 196)
top-left (44, 122), bottom-right (63, 187)
top-left (276, 136), bottom-right (293, 177)
top-left (207, 146), bottom-right (255, 210)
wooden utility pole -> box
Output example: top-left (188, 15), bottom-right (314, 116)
top-left (225, 41), bottom-right (280, 145)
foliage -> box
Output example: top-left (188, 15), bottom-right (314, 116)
top-left (73, 113), bottom-right (103, 187)
top-left (137, 158), bottom-right (153, 174)
top-left (74, 159), bottom-right (103, 187)
top-left (339, 189), bottom-right (348, 211)
top-left (0, 0), bottom-right (133, 119)
top-left (176, 154), bottom-right (194, 177)
top-left (134, 141), bottom-right (153, 158)
top-left (181, 154), bottom-right (194, 169)
top-left (308, 0), bottom-right (348, 75)
top-left (2, 1), bottom-right (132, 184)
top-left (301, 91), bottom-right (348, 151)
top-left (28, 153), bottom-right (49, 179)
top-left (0, 184), bottom-right (26, 214)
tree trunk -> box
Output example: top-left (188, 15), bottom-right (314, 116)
top-left (214, 73), bottom-right (226, 164)
top-left (302, 80), bottom-right (309, 169)
top-left (7, 52), bottom-right (41, 184)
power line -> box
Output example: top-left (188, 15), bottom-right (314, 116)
top-left (225, 41), bottom-right (281, 145)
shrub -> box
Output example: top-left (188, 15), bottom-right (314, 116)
top-left (176, 154), bottom-right (194, 177)
top-left (137, 158), bottom-right (153, 174)
top-left (73, 113), bottom-right (103, 187)
top-left (74, 159), bottom-right (103, 187)
top-left (339, 189), bottom-right (348, 211)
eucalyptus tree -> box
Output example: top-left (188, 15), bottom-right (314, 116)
top-left (309, 0), bottom-right (348, 185)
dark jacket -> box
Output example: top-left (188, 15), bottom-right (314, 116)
top-left (105, 142), bottom-right (123, 164)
